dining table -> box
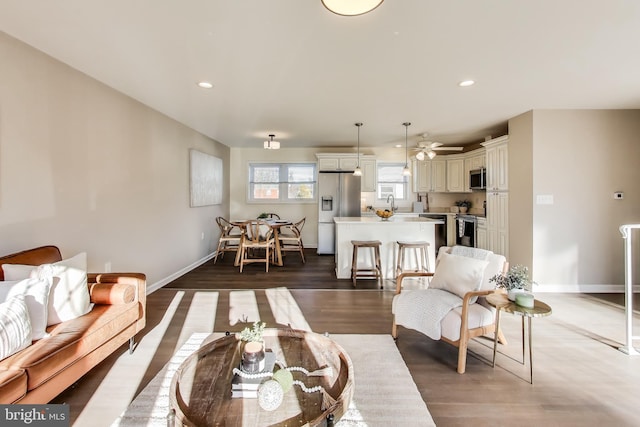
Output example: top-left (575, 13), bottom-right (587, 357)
top-left (231, 219), bottom-right (292, 268)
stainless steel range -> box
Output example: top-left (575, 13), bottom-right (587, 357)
top-left (455, 214), bottom-right (477, 247)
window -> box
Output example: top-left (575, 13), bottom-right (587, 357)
top-left (377, 163), bottom-right (408, 200)
top-left (249, 163), bottom-right (316, 203)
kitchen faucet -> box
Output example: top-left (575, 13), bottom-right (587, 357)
top-left (386, 195), bottom-right (397, 212)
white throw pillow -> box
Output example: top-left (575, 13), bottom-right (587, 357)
top-left (0, 277), bottom-right (53, 340)
top-left (0, 295), bottom-right (32, 361)
top-left (2, 253), bottom-right (91, 325)
top-left (429, 252), bottom-right (489, 300)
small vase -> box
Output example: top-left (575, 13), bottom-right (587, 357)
top-left (241, 341), bottom-right (265, 373)
top-left (507, 288), bottom-right (526, 301)
top-left (460, 206), bottom-right (468, 213)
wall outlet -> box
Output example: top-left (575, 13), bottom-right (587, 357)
top-left (104, 261), bottom-right (112, 273)
top-left (614, 192), bottom-right (624, 199)
top-left (201, 232), bottom-right (205, 240)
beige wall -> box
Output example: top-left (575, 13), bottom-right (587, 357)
top-left (0, 33), bottom-right (229, 290)
top-left (509, 109), bottom-right (640, 290)
top-left (508, 111), bottom-right (534, 268)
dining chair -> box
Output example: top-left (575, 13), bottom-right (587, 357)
top-left (214, 217), bottom-right (243, 264)
top-left (392, 245), bottom-right (508, 373)
top-left (278, 217), bottom-right (306, 263)
top-left (239, 220), bottom-right (275, 272)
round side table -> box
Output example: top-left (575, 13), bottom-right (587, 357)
top-left (486, 293), bottom-right (552, 384)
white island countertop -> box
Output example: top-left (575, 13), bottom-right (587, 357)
top-left (333, 216), bottom-right (441, 280)
top-left (334, 216), bottom-right (444, 224)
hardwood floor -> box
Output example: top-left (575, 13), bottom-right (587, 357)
top-left (53, 250), bottom-right (640, 426)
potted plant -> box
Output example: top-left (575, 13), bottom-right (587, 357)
top-left (456, 200), bottom-right (472, 213)
top-left (239, 321), bottom-right (266, 373)
top-left (490, 265), bottom-right (536, 301)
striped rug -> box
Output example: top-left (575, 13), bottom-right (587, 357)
top-left (112, 332), bottom-right (435, 427)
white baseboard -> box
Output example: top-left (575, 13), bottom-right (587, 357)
top-left (534, 283), bottom-right (640, 293)
top-left (147, 251), bottom-right (216, 294)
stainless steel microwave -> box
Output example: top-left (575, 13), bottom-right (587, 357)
top-left (469, 168), bottom-right (486, 190)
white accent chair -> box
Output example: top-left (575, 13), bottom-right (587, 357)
top-left (392, 246), bottom-right (508, 374)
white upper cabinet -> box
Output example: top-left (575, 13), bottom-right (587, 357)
top-left (431, 160), bottom-right (447, 192)
top-left (414, 159), bottom-right (447, 192)
top-left (446, 157), bottom-right (465, 192)
top-left (413, 160), bottom-right (431, 192)
top-left (339, 157), bottom-right (358, 171)
top-left (317, 157), bottom-right (340, 171)
top-left (316, 153), bottom-right (376, 191)
top-left (360, 158), bottom-right (377, 192)
top-left (483, 136), bottom-right (508, 191)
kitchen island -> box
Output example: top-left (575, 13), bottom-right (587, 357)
top-left (334, 216), bottom-right (445, 280)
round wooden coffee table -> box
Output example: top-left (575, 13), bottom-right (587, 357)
top-left (169, 328), bottom-right (354, 426)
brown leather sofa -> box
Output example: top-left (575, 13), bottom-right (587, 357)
top-left (0, 245), bottom-right (146, 404)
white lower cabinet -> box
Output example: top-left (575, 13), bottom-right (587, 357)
top-left (486, 191), bottom-right (508, 257)
top-left (476, 217), bottom-right (487, 250)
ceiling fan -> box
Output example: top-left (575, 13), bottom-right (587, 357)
top-left (412, 134), bottom-right (464, 160)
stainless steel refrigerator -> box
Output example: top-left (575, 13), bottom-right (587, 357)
top-left (317, 171), bottom-right (361, 254)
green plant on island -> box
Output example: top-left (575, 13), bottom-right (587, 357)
top-left (239, 321), bottom-right (266, 342)
top-left (257, 213), bottom-right (269, 219)
top-left (489, 265), bottom-right (536, 291)
top-left (455, 200), bottom-right (472, 209)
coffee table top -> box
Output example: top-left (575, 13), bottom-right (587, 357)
top-left (169, 328), bottom-right (354, 427)
top-left (486, 292), bottom-right (552, 317)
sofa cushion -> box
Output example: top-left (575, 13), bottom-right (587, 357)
top-left (0, 296), bottom-right (32, 361)
top-left (0, 278), bottom-right (53, 340)
top-left (2, 253), bottom-right (91, 326)
top-left (89, 283), bottom-right (135, 305)
top-left (3, 303), bottom-right (138, 391)
top-left (0, 369), bottom-right (27, 404)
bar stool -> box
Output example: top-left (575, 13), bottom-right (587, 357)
top-left (351, 240), bottom-right (382, 288)
top-left (396, 241), bottom-right (431, 278)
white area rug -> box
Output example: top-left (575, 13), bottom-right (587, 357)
top-left (112, 333), bottom-right (435, 427)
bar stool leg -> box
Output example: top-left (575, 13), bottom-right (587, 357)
top-left (351, 245), bottom-right (358, 288)
top-left (375, 244), bottom-right (382, 289)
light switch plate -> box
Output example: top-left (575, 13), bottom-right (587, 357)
top-left (536, 194), bottom-right (554, 205)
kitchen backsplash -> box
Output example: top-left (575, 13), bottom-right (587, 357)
top-left (360, 191), bottom-right (486, 214)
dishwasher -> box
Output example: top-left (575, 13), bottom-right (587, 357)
top-left (418, 213), bottom-right (447, 253)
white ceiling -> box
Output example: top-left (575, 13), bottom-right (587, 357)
top-left (2, 0), bottom-right (640, 149)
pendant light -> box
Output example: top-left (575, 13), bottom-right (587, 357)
top-left (264, 134), bottom-right (280, 150)
top-left (321, 0), bottom-right (384, 16)
top-left (402, 122), bottom-right (411, 176)
top-left (353, 123), bottom-right (363, 176)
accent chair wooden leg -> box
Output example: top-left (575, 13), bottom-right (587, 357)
top-left (457, 340), bottom-right (468, 374)
top-left (392, 320), bottom-right (398, 339)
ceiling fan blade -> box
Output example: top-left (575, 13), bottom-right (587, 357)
top-left (429, 142), bottom-right (443, 148)
top-left (432, 146), bottom-right (464, 151)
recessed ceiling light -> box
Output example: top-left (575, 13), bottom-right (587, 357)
top-left (395, 144), bottom-right (402, 148)
top-left (458, 80), bottom-right (475, 87)
top-left (197, 81), bottom-right (213, 89)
